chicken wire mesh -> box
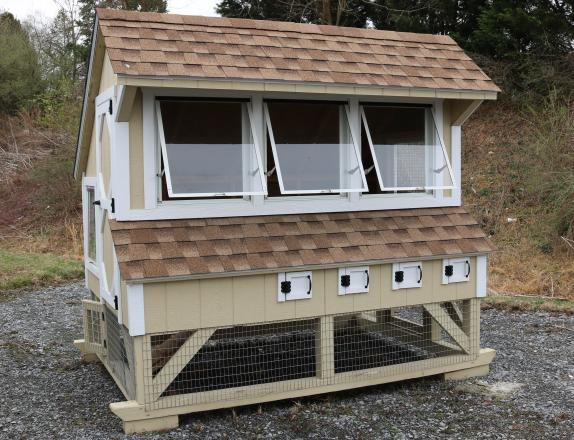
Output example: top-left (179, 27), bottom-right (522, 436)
top-left (104, 305), bottom-right (137, 399)
top-left (142, 300), bottom-right (479, 411)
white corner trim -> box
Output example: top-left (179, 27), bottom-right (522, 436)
top-left (142, 90), bottom-right (157, 209)
top-left (476, 255), bottom-right (487, 298)
top-left (451, 125), bottom-right (462, 203)
top-left (127, 283), bottom-right (145, 336)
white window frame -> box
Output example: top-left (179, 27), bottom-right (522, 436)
top-left (360, 105), bottom-right (456, 192)
top-left (264, 102), bottom-right (368, 195)
top-left (124, 89), bottom-right (461, 221)
top-left (82, 176), bottom-right (98, 277)
top-left (155, 100), bottom-right (267, 198)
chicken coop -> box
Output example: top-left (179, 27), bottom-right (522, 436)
top-left (73, 8), bottom-right (499, 434)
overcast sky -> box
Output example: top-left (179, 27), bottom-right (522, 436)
top-left (0, 0), bottom-right (220, 21)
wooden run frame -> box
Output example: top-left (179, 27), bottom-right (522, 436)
top-left (95, 299), bottom-right (494, 434)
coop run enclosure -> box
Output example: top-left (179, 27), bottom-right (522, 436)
top-left (74, 7), bottom-right (500, 434)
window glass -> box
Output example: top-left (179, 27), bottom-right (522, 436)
top-left (86, 187), bottom-right (96, 261)
top-left (158, 100), bottom-right (265, 197)
top-left (265, 101), bottom-right (366, 194)
top-left (362, 105), bottom-right (454, 191)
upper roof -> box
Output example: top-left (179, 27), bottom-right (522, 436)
top-left (96, 8), bottom-right (500, 93)
top-left (111, 206), bottom-right (495, 282)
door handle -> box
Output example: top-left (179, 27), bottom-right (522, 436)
top-left (307, 275), bottom-right (312, 295)
top-left (365, 270), bottom-right (369, 288)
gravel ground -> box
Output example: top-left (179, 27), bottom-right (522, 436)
top-left (1, 282), bottom-right (573, 439)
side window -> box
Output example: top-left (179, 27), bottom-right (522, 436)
top-left (86, 186), bottom-right (96, 262)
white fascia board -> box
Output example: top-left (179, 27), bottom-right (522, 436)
top-left (74, 16), bottom-right (100, 180)
top-left (476, 255), bottom-right (487, 298)
top-left (126, 283), bottom-right (145, 336)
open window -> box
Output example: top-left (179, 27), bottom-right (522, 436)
top-left (264, 100), bottom-right (367, 195)
top-left (156, 99), bottom-right (266, 198)
top-left (361, 104), bottom-right (455, 192)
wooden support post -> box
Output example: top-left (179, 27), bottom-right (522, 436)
top-left (444, 302), bottom-right (463, 328)
top-left (315, 316), bottom-right (335, 380)
top-left (150, 328), bottom-right (216, 401)
top-left (462, 299), bottom-right (480, 356)
top-left (423, 303), bottom-right (470, 353)
top-left (422, 310), bottom-right (441, 343)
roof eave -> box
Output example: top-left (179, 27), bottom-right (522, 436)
top-left (115, 74), bottom-right (499, 100)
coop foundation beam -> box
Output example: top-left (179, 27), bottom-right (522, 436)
top-left (110, 348), bottom-right (495, 425)
top-left (423, 303), bottom-right (470, 353)
top-left (150, 328), bottom-right (216, 401)
top-left (122, 414), bottom-right (179, 434)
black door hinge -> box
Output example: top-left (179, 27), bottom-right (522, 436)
top-left (280, 281), bottom-right (291, 294)
top-left (114, 295), bottom-right (118, 310)
top-left (444, 265), bottom-right (454, 277)
top-left (340, 274), bottom-right (351, 287)
top-left (394, 270), bottom-right (404, 283)
top-left (101, 311), bottom-right (105, 322)
top-left (111, 198), bottom-right (115, 214)
top-left (109, 100), bottom-right (113, 115)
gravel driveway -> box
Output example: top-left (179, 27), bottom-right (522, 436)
top-left (1, 282), bottom-right (573, 439)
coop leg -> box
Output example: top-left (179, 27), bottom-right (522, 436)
top-left (73, 339), bottom-right (100, 363)
top-left (422, 311), bottom-right (441, 344)
top-left (316, 316), bottom-right (335, 380)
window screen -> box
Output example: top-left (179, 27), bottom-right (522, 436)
top-left (265, 101), bottom-right (367, 194)
top-left (361, 105), bottom-right (454, 192)
top-left (157, 100), bottom-right (266, 198)
top-left (86, 187), bottom-right (96, 261)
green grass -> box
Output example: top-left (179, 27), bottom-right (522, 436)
top-left (0, 249), bottom-right (83, 291)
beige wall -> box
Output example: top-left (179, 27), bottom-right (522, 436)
top-left (142, 257), bottom-right (477, 334)
top-left (103, 213), bottom-right (115, 292)
top-left (129, 89), bottom-right (145, 209)
top-left (100, 52), bottom-right (115, 92)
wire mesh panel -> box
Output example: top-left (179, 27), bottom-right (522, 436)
top-left (142, 300), bottom-right (479, 411)
top-left (82, 300), bottom-right (106, 355)
top-left (104, 306), bottom-right (136, 399)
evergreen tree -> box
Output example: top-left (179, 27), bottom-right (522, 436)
top-left (0, 12), bottom-right (42, 113)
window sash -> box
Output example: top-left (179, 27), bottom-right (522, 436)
top-left (264, 102), bottom-right (368, 195)
top-left (156, 100), bottom-right (267, 198)
top-left (361, 106), bottom-right (456, 192)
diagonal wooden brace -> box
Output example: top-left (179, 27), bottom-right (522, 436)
top-left (150, 328), bottom-right (216, 401)
top-left (423, 303), bottom-right (470, 354)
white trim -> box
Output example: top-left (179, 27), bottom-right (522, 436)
top-left (82, 176), bottom-right (98, 287)
top-left (126, 284), bottom-right (145, 336)
top-left (142, 89), bottom-right (157, 209)
top-left (476, 255), bottom-right (487, 298)
top-left (113, 120), bottom-right (130, 217)
top-left (451, 125), bottom-right (462, 204)
top-left (156, 100), bottom-right (267, 198)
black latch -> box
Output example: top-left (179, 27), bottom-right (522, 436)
top-left (394, 270), bottom-right (404, 283)
top-left (445, 265), bottom-right (454, 277)
top-left (111, 198), bottom-right (115, 214)
top-left (109, 99), bottom-right (113, 115)
top-left (280, 281), bottom-right (291, 294)
top-left (101, 312), bottom-right (105, 322)
top-left (340, 274), bottom-right (351, 287)
top-left (103, 339), bottom-right (107, 349)
top-left (114, 295), bottom-right (118, 310)
top-left (93, 200), bottom-right (101, 206)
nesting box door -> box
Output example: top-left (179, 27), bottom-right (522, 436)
top-left (82, 300), bottom-right (107, 356)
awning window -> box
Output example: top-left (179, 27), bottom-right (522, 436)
top-left (264, 101), bottom-right (367, 195)
top-left (361, 105), bottom-right (455, 192)
top-left (156, 99), bottom-right (266, 198)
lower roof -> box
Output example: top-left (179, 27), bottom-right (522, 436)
top-left (111, 207), bottom-right (495, 283)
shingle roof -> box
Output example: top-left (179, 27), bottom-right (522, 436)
top-left (110, 207), bottom-right (495, 282)
top-left (96, 8), bottom-right (500, 93)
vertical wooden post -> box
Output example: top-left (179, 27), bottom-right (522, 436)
top-left (462, 299), bottom-right (480, 356)
top-left (133, 336), bottom-right (147, 404)
top-left (315, 316), bottom-right (335, 381)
